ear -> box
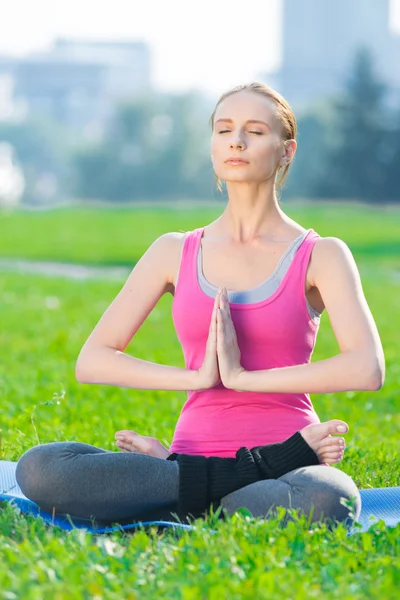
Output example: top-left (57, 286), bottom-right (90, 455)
top-left (281, 139), bottom-right (297, 165)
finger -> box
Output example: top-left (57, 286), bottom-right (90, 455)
top-left (217, 288), bottom-right (222, 309)
top-left (208, 291), bottom-right (220, 340)
top-left (224, 288), bottom-right (232, 311)
top-left (222, 306), bottom-right (236, 342)
top-left (208, 308), bottom-right (217, 347)
top-left (219, 289), bottom-right (225, 310)
top-left (217, 308), bottom-right (223, 330)
top-left (211, 298), bottom-right (219, 328)
top-left (220, 291), bottom-right (230, 326)
top-left (220, 288), bottom-right (230, 315)
top-left (222, 288), bottom-right (235, 328)
top-left (217, 309), bottom-right (224, 342)
top-left (219, 297), bottom-right (226, 327)
top-left (213, 290), bottom-right (222, 320)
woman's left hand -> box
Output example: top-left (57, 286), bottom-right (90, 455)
top-left (216, 288), bottom-right (245, 389)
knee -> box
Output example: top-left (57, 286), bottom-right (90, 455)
top-left (290, 466), bottom-right (362, 528)
top-left (319, 471), bottom-right (361, 527)
top-left (15, 442), bottom-right (73, 506)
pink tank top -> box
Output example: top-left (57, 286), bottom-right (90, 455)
top-left (170, 227), bottom-right (322, 458)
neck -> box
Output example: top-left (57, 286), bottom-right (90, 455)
top-left (216, 182), bottom-right (288, 243)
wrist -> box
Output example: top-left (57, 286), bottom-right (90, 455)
top-left (225, 368), bottom-right (247, 391)
top-left (189, 369), bottom-right (207, 391)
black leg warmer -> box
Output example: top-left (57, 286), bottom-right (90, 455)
top-left (166, 431), bottom-right (320, 518)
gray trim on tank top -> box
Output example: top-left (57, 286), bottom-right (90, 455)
top-left (197, 229), bottom-right (322, 320)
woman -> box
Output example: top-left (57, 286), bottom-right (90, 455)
top-left (15, 82), bottom-right (385, 528)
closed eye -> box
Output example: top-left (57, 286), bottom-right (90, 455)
top-left (218, 130), bottom-right (263, 135)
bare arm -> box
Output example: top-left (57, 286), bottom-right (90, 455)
top-left (75, 232), bottom-right (200, 391)
top-left (231, 237), bottom-right (385, 394)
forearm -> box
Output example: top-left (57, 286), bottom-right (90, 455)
top-left (75, 346), bottom-right (200, 391)
top-left (233, 350), bottom-right (381, 394)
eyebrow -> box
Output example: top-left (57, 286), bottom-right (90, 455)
top-left (215, 118), bottom-right (271, 131)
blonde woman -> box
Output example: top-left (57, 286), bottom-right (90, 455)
top-left (16, 83), bottom-right (384, 529)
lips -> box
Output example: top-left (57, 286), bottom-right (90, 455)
top-left (225, 158), bottom-right (249, 164)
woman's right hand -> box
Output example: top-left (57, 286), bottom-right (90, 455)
top-left (195, 290), bottom-right (221, 391)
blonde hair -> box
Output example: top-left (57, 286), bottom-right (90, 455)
top-left (209, 81), bottom-right (297, 195)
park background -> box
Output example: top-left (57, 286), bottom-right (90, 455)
top-left (0, 1), bottom-right (400, 599)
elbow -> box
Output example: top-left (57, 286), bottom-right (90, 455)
top-left (368, 369), bottom-right (385, 391)
top-left (75, 348), bottom-right (95, 383)
top-left (75, 344), bottom-right (116, 383)
top-left (351, 349), bottom-right (385, 391)
top-left (75, 359), bottom-right (90, 383)
top-left (365, 357), bottom-right (385, 391)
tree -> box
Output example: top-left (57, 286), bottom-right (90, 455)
top-left (72, 92), bottom-right (214, 202)
top-left (313, 46), bottom-right (394, 203)
top-left (0, 116), bottom-right (74, 204)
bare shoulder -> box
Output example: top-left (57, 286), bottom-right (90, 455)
top-left (153, 231), bottom-right (186, 254)
top-left (312, 235), bottom-right (352, 257)
top-left (152, 231), bottom-right (187, 286)
top-left (309, 236), bottom-right (357, 287)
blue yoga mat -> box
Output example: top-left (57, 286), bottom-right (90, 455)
top-left (1, 460), bottom-right (399, 535)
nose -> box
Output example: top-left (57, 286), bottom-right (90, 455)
top-left (229, 135), bottom-right (245, 150)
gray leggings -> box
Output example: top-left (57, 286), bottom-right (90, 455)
top-left (15, 441), bottom-right (361, 529)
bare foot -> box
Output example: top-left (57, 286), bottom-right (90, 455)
top-left (300, 419), bottom-right (348, 465)
top-left (114, 430), bottom-right (170, 459)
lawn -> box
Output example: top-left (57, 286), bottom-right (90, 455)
top-left (0, 203), bottom-right (399, 599)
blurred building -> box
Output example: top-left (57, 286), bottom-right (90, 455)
top-left (0, 142), bottom-right (25, 207)
top-left (272, 0), bottom-right (400, 113)
top-left (0, 38), bottom-right (152, 138)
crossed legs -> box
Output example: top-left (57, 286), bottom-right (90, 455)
top-left (221, 465), bottom-right (361, 529)
top-left (15, 441), bottom-right (361, 528)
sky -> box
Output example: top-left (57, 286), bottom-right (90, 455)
top-left (1, 0), bottom-right (400, 95)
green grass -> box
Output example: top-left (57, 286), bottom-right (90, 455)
top-left (0, 202), bottom-right (399, 266)
top-left (0, 203), bottom-right (399, 599)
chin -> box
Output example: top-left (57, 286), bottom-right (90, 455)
top-left (225, 176), bottom-right (258, 184)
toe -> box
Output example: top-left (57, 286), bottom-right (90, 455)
top-left (115, 430), bottom-right (138, 440)
top-left (325, 420), bottom-right (349, 436)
